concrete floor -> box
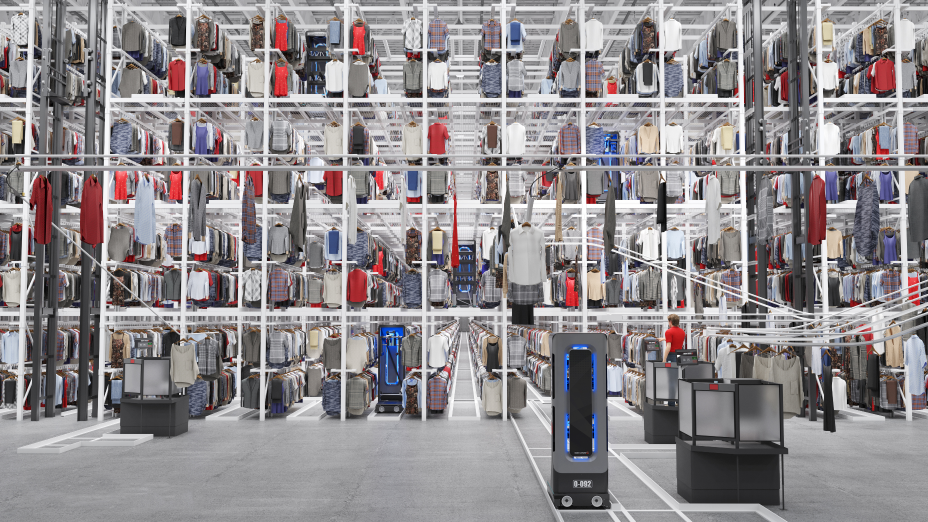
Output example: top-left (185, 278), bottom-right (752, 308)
top-left (3, 372), bottom-right (927, 521)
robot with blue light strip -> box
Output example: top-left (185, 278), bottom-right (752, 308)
top-left (549, 332), bottom-right (609, 509)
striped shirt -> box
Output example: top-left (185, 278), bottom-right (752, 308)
top-left (558, 123), bottom-right (581, 155)
top-left (480, 62), bottom-right (502, 95)
top-left (508, 336), bottom-right (526, 367)
top-left (428, 18), bottom-right (449, 52)
top-left (271, 120), bottom-right (291, 153)
top-left (585, 59), bottom-right (604, 92)
top-left (481, 19), bottom-right (501, 50)
top-left (243, 176), bottom-right (257, 245)
top-left (507, 59), bottom-right (526, 91)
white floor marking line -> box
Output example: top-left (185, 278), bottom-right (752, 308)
top-left (528, 400), bottom-right (552, 434)
top-left (206, 404), bottom-right (258, 421)
top-left (18, 419), bottom-right (122, 454)
top-left (608, 489), bottom-right (636, 522)
top-left (608, 399), bottom-right (643, 418)
top-left (466, 348), bottom-right (481, 418)
top-left (285, 399), bottom-right (326, 421)
top-left (511, 416), bottom-right (565, 522)
top-left (447, 336), bottom-right (463, 419)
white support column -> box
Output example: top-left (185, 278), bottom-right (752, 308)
top-left (892, 0), bottom-right (911, 422)
top-left (498, 0), bottom-right (509, 422)
top-left (259, 0), bottom-right (273, 422)
top-left (813, 0), bottom-right (829, 315)
top-left (15, 0), bottom-right (38, 421)
top-left (340, 0), bottom-right (351, 422)
top-left (94, 0), bottom-right (115, 422)
top-left (735, 1), bottom-right (748, 311)
top-left (419, 0), bottom-right (430, 423)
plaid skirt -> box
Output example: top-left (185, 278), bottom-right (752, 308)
top-left (508, 282), bottom-right (543, 305)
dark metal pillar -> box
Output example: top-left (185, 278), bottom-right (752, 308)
top-left (79, 0), bottom-right (106, 422)
top-left (743, 0), bottom-right (766, 330)
top-left (787, 0), bottom-right (816, 421)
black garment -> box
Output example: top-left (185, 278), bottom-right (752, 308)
top-left (486, 341), bottom-right (500, 372)
top-left (512, 303), bottom-right (534, 325)
top-left (351, 126), bottom-right (366, 154)
top-left (162, 330), bottom-right (180, 358)
top-left (656, 181), bottom-right (667, 231)
top-left (822, 366), bottom-right (836, 432)
top-left (867, 354), bottom-right (880, 391)
top-left (169, 16), bottom-right (186, 46)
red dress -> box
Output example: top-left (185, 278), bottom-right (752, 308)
top-left (274, 63), bottom-right (289, 97)
top-left (275, 20), bottom-right (288, 51)
top-left (169, 171), bottom-right (183, 200)
top-left (114, 171), bottom-right (128, 199)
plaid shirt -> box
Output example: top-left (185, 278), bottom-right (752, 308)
top-left (508, 335), bottom-right (527, 368)
top-left (904, 122), bottom-right (918, 155)
top-left (720, 269), bottom-right (742, 303)
top-left (165, 223), bottom-right (183, 257)
top-left (243, 269), bottom-right (262, 301)
top-left (480, 270), bottom-right (501, 303)
top-left (427, 374), bottom-right (448, 410)
top-left (268, 331), bottom-right (288, 364)
top-left (428, 18), bottom-right (449, 52)
top-left (428, 269), bottom-right (450, 303)
top-left (57, 272), bottom-right (67, 302)
top-left (347, 376), bottom-right (368, 413)
top-left (881, 270), bottom-right (901, 301)
top-left (56, 330), bottom-right (66, 361)
top-left (558, 123), bottom-right (581, 155)
top-left (585, 59), bottom-right (604, 92)
top-left (587, 226), bottom-right (603, 261)
top-left (243, 176), bottom-right (257, 245)
top-left (268, 267), bottom-right (291, 303)
top-left (481, 19), bottom-right (501, 51)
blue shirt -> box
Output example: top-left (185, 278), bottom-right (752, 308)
top-left (324, 229), bottom-right (342, 261)
top-left (406, 171), bottom-right (422, 197)
top-left (244, 225), bottom-right (263, 261)
top-left (904, 337), bottom-right (928, 395)
top-left (328, 20), bottom-right (341, 45)
top-left (666, 229), bottom-right (686, 259)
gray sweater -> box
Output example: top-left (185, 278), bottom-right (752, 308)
top-left (348, 61), bottom-right (371, 97)
top-left (719, 230), bottom-right (741, 262)
top-left (559, 21), bottom-right (580, 53)
top-left (245, 119), bottom-right (263, 151)
top-left (558, 60), bottom-right (581, 90)
top-left (120, 68), bottom-right (144, 97)
top-left (170, 342), bottom-right (199, 388)
top-left (404, 60), bottom-right (423, 91)
top-left (107, 226), bottom-right (133, 262)
top-left (188, 178), bottom-right (207, 241)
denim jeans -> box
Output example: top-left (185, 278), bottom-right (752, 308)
top-left (560, 88), bottom-right (579, 98)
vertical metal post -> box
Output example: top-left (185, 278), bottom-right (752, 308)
top-left (79, 0), bottom-right (104, 422)
top-left (743, 0), bottom-right (766, 328)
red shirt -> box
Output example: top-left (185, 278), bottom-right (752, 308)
top-left (428, 123), bottom-right (449, 155)
top-left (665, 326), bottom-right (686, 353)
top-left (565, 277), bottom-right (578, 307)
top-left (114, 171), bottom-right (128, 200)
top-left (347, 268), bottom-right (368, 302)
top-left (324, 170), bottom-right (343, 196)
top-left (246, 171), bottom-right (263, 196)
top-left (868, 59), bottom-right (895, 93)
top-left (80, 176), bottom-right (104, 246)
top-left (168, 59), bottom-right (185, 91)
top-left (29, 176), bottom-right (52, 244)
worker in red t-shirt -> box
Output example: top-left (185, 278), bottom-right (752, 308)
top-left (658, 314), bottom-right (686, 363)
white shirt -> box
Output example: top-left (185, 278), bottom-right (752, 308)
top-left (402, 124), bottom-right (423, 156)
top-left (904, 336), bottom-right (928, 396)
top-left (637, 228), bottom-right (661, 260)
top-left (714, 342), bottom-right (737, 379)
top-left (481, 228), bottom-right (497, 261)
top-left (403, 18), bottom-right (423, 50)
top-left (820, 122), bottom-right (841, 156)
top-left (896, 19), bottom-right (915, 51)
top-left (427, 60), bottom-right (449, 90)
top-left (428, 334), bottom-right (449, 367)
top-left (662, 124), bottom-right (685, 154)
top-left (506, 122), bottom-right (526, 155)
top-left (324, 60), bottom-right (345, 92)
top-left (666, 229), bottom-right (686, 259)
top-left (832, 376), bottom-right (848, 411)
top-left (187, 271), bottom-right (210, 300)
top-left (819, 61), bottom-right (839, 90)
top-left (663, 19), bottom-right (683, 51)
top-left (2, 272), bottom-right (22, 306)
top-left (308, 157), bottom-right (325, 184)
top-left (585, 19), bottom-right (604, 52)
top-left (346, 337), bottom-right (369, 371)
